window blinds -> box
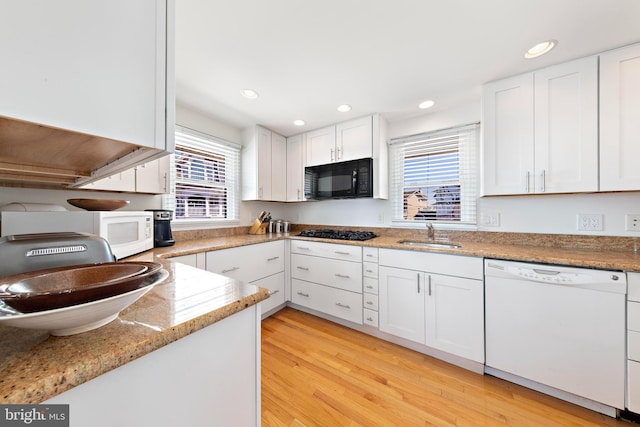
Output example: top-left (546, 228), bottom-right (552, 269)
top-left (163, 126), bottom-right (240, 221)
top-left (388, 123), bottom-right (479, 224)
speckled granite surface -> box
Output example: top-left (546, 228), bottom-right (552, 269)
top-left (0, 255), bottom-right (269, 404)
top-left (3, 225), bottom-right (640, 404)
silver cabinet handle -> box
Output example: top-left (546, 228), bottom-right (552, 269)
top-left (365, 269), bottom-right (374, 273)
top-left (335, 302), bottom-right (350, 309)
top-left (336, 146), bottom-right (342, 161)
top-left (269, 289), bottom-right (280, 295)
top-left (296, 246), bottom-right (310, 250)
top-left (540, 169), bottom-right (546, 192)
top-left (428, 275), bottom-right (432, 296)
top-left (296, 266), bottom-right (309, 271)
top-left (221, 266), bottom-right (239, 273)
top-left (297, 291), bottom-right (310, 297)
top-left (335, 251), bottom-right (350, 255)
top-left (335, 273), bottom-right (350, 279)
top-left (267, 256), bottom-right (280, 261)
top-left (365, 285), bottom-right (374, 290)
top-left (366, 253), bottom-right (375, 258)
top-left (366, 317), bottom-right (374, 322)
top-left (297, 189), bottom-right (301, 200)
top-left (417, 272), bottom-right (421, 293)
top-left (330, 148), bottom-right (334, 162)
top-left (525, 171), bottom-right (530, 193)
top-left (366, 301), bottom-right (374, 306)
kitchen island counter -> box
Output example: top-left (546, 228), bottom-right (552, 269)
top-left (0, 254), bottom-right (269, 405)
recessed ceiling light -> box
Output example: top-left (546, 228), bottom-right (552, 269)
top-left (293, 119), bottom-right (305, 126)
top-left (240, 88), bottom-right (259, 99)
top-left (524, 40), bottom-right (557, 59)
top-left (418, 100), bottom-right (435, 109)
top-left (337, 104), bottom-right (352, 113)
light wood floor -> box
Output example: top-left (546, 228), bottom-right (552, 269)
top-left (261, 307), bottom-right (631, 427)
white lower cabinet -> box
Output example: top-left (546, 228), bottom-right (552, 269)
top-left (627, 272), bottom-right (640, 412)
top-left (378, 249), bottom-right (484, 363)
top-left (290, 240), bottom-right (363, 324)
top-left (204, 240), bottom-right (285, 316)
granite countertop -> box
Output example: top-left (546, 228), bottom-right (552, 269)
top-left (0, 254), bottom-right (269, 404)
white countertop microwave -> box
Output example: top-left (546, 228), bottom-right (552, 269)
top-left (0, 211), bottom-right (154, 260)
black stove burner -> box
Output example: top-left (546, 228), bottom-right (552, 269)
top-left (298, 229), bottom-right (377, 241)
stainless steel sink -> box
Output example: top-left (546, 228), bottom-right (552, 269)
top-left (398, 240), bottom-right (462, 249)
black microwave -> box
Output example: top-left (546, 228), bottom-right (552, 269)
top-left (304, 158), bottom-right (373, 200)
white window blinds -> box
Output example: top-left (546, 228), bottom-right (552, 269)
top-left (163, 126), bottom-right (240, 221)
top-left (388, 123), bottom-right (479, 224)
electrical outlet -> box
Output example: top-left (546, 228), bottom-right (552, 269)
top-left (481, 212), bottom-right (500, 227)
top-left (626, 214), bottom-right (640, 231)
top-left (577, 214), bottom-right (603, 231)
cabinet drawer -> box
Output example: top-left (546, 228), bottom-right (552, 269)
top-left (290, 240), bottom-right (362, 262)
top-left (363, 262), bottom-right (378, 279)
top-left (363, 247), bottom-right (379, 262)
top-left (629, 360), bottom-right (640, 412)
top-left (379, 248), bottom-right (483, 280)
top-left (291, 279), bottom-right (363, 324)
top-left (363, 277), bottom-right (379, 295)
top-left (629, 272), bottom-right (640, 302)
top-left (206, 241), bottom-right (284, 283)
top-left (363, 308), bottom-right (379, 328)
top-left (256, 272), bottom-right (285, 315)
top-left (291, 253), bottom-right (362, 293)
top-left (629, 301), bottom-right (640, 332)
top-left (630, 331), bottom-right (640, 362)
top-left (363, 294), bottom-right (379, 311)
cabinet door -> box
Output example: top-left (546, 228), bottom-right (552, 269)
top-left (286, 134), bottom-right (304, 201)
top-left (305, 126), bottom-right (336, 166)
top-left (270, 132), bottom-right (287, 201)
top-left (136, 156), bottom-right (170, 194)
top-left (379, 266), bottom-right (425, 344)
top-left (255, 272), bottom-right (285, 315)
top-left (257, 126), bottom-right (272, 200)
top-left (425, 274), bottom-right (484, 363)
top-left (481, 73), bottom-right (535, 195)
top-left (336, 116), bottom-right (373, 162)
top-left (600, 43), bottom-right (640, 191)
top-left (534, 56), bottom-right (598, 193)
top-left (0, 0), bottom-right (168, 149)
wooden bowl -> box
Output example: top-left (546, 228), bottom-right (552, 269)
top-left (67, 198), bottom-right (129, 211)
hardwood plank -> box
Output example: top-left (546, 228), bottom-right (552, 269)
top-left (262, 307), bottom-right (629, 427)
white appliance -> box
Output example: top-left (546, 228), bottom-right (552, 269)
top-left (0, 211), bottom-right (153, 260)
top-left (485, 259), bottom-right (626, 416)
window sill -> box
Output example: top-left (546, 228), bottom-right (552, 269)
top-left (390, 220), bottom-right (478, 231)
top-left (171, 219), bottom-right (241, 231)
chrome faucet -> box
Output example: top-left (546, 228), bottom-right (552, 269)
top-left (426, 222), bottom-right (435, 240)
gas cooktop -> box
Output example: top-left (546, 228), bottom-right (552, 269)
top-left (297, 229), bottom-right (377, 241)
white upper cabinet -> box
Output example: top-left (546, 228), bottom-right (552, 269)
top-left (0, 0), bottom-right (173, 152)
top-left (242, 125), bottom-right (286, 201)
top-left (305, 116), bottom-right (374, 166)
top-left (336, 115), bottom-right (373, 163)
top-left (482, 56), bottom-right (598, 195)
top-left (286, 134), bottom-right (305, 201)
top-left (600, 43), bottom-right (640, 191)
top-left (305, 126), bottom-right (336, 166)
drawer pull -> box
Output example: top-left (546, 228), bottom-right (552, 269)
top-left (296, 246), bottom-right (310, 250)
top-left (367, 317), bottom-right (374, 321)
top-left (366, 285), bottom-right (374, 289)
top-left (365, 269), bottom-right (374, 273)
top-left (335, 273), bottom-right (350, 279)
top-left (366, 254), bottom-right (375, 257)
top-left (334, 251), bottom-right (351, 255)
top-left (366, 301), bottom-right (374, 305)
top-left (221, 266), bottom-right (239, 273)
top-left (335, 302), bottom-right (351, 309)
top-left (296, 266), bottom-right (309, 271)
top-left (269, 289), bottom-right (280, 295)
top-left (297, 291), bottom-right (310, 297)
top-left (267, 256), bottom-right (280, 261)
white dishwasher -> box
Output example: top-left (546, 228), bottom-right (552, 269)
top-left (485, 259), bottom-right (626, 415)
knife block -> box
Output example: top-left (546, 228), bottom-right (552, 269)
top-left (248, 218), bottom-right (267, 235)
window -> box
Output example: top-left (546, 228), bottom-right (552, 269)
top-left (163, 126), bottom-right (240, 222)
top-left (389, 123), bottom-right (479, 225)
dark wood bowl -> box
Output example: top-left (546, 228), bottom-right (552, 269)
top-left (67, 198), bottom-right (130, 211)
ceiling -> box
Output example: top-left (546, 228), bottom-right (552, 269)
top-left (175, 0), bottom-right (640, 137)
